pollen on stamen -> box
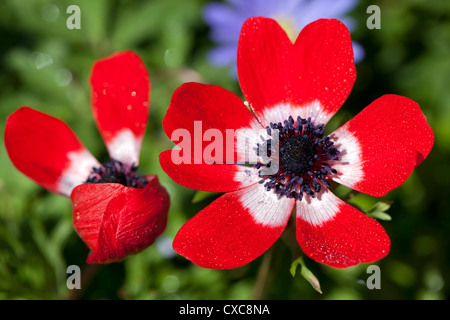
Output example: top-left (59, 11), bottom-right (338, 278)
top-left (254, 115), bottom-right (340, 200)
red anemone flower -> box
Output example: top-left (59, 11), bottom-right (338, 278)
top-left (159, 18), bottom-right (434, 269)
top-left (4, 51), bottom-right (170, 264)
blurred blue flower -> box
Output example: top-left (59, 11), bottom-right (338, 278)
top-left (203, 0), bottom-right (364, 77)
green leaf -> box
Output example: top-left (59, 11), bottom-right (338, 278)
top-left (290, 257), bottom-right (301, 277)
top-left (367, 200), bottom-right (394, 221)
top-left (290, 257), bottom-right (322, 294)
top-left (371, 200), bottom-right (394, 212)
top-left (367, 210), bottom-right (392, 221)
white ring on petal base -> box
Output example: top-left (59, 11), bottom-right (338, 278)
top-left (107, 128), bottom-right (142, 169)
top-left (296, 187), bottom-right (341, 226)
top-left (258, 100), bottom-right (333, 127)
top-left (233, 165), bottom-right (260, 188)
top-left (235, 119), bottom-right (266, 164)
top-left (58, 149), bottom-right (100, 197)
top-left (327, 126), bottom-right (364, 189)
top-left (238, 183), bottom-right (295, 227)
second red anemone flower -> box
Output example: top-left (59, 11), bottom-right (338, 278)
top-left (159, 18), bottom-right (434, 269)
top-left (4, 51), bottom-right (170, 264)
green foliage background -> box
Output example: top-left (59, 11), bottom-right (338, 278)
top-left (0, 0), bottom-right (448, 300)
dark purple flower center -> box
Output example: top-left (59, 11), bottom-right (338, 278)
top-left (85, 159), bottom-right (149, 188)
top-left (256, 115), bottom-right (340, 200)
top-left (280, 135), bottom-right (317, 176)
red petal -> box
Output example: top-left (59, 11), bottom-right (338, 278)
top-left (237, 17), bottom-right (293, 118)
top-left (237, 18), bottom-right (355, 126)
top-left (90, 51), bottom-right (150, 167)
top-left (173, 183), bottom-right (295, 269)
top-left (159, 150), bottom-right (259, 192)
top-left (296, 189), bottom-right (390, 268)
top-left (71, 176), bottom-right (170, 264)
top-left (4, 107), bottom-right (99, 196)
top-left (163, 82), bottom-right (263, 165)
top-left (329, 94), bottom-right (434, 197)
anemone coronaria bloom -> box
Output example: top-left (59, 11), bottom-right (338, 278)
top-left (159, 18), bottom-right (434, 269)
top-left (4, 51), bottom-right (170, 264)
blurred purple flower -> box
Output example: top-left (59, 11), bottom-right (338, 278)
top-left (203, 0), bottom-right (364, 77)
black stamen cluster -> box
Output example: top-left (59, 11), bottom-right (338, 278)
top-left (255, 115), bottom-right (340, 200)
top-left (85, 159), bottom-right (149, 189)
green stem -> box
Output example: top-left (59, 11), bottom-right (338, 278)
top-left (281, 212), bottom-right (302, 260)
top-left (252, 246), bottom-right (274, 300)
